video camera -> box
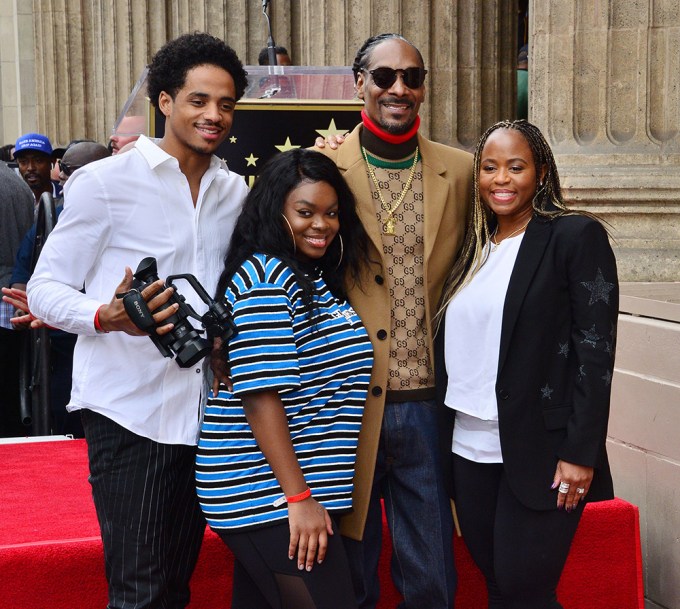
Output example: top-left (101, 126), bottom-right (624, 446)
top-left (118, 257), bottom-right (235, 368)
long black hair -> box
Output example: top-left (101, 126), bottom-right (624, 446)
top-left (216, 149), bottom-right (369, 309)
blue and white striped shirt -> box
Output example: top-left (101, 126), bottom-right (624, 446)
top-left (196, 254), bottom-right (373, 531)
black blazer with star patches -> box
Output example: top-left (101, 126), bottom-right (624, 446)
top-left (435, 212), bottom-right (617, 511)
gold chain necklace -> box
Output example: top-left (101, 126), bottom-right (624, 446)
top-left (489, 220), bottom-right (530, 252)
top-left (361, 146), bottom-right (419, 235)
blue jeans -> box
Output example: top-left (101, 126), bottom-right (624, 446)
top-left (343, 400), bottom-right (456, 609)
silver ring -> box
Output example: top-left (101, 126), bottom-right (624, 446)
top-left (558, 482), bottom-right (570, 494)
top-left (576, 487), bottom-right (585, 494)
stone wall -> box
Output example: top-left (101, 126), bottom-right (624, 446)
top-left (530, 1), bottom-right (680, 281)
top-left (0, 0), bottom-right (517, 150)
top-left (0, 0), bottom-right (36, 144)
top-left (611, 286), bottom-right (680, 609)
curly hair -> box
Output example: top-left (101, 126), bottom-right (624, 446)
top-left (147, 32), bottom-right (248, 107)
top-left (215, 149), bottom-right (370, 311)
top-left (434, 119), bottom-right (603, 331)
top-left (352, 33), bottom-right (425, 83)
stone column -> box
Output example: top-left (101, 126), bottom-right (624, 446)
top-left (16, 1), bottom-right (517, 152)
top-left (0, 0), bottom-right (37, 143)
top-left (294, 0), bottom-right (517, 148)
top-left (447, 0), bottom-right (517, 149)
top-left (530, 0), bottom-right (680, 281)
top-left (31, 0), bottom-right (160, 146)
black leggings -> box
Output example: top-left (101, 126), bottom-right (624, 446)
top-left (452, 454), bottom-right (584, 609)
top-left (216, 520), bottom-right (357, 609)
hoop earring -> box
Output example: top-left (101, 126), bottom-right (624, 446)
top-left (532, 182), bottom-right (546, 206)
top-left (335, 234), bottom-right (344, 270)
top-left (281, 214), bottom-right (296, 255)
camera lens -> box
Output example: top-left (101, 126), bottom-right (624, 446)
top-left (174, 338), bottom-right (212, 368)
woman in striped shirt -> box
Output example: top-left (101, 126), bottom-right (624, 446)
top-left (196, 149), bottom-right (373, 609)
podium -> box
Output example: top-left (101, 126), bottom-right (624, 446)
top-left (212, 66), bottom-right (362, 185)
top-left (113, 66), bottom-right (362, 186)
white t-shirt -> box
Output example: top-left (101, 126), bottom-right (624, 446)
top-left (28, 136), bottom-right (248, 444)
top-left (444, 233), bottom-right (524, 462)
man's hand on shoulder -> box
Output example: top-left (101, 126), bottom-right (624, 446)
top-left (313, 133), bottom-right (346, 150)
top-left (97, 267), bottom-right (179, 335)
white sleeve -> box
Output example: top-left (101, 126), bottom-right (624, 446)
top-left (27, 168), bottom-right (112, 335)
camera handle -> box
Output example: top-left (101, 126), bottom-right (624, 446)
top-left (119, 289), bottom-right (157, 334)
top-left (120, 274), bottom-right (226, 337)
top-left (167, 274), bottom-right (235, 342)
top-left (166, 274), bottom-right (212, 308)
top-left (118, 265), bottom-right (235, 368)
top-left (117, 289), bottom-right (173, 359)
top-left (118, 286), bottom-right (203, 338)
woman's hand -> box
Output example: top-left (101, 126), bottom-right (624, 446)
top-left (288, 497), bottom-right (334, 571)
top-left (552, 460), bottom-right (594, 511)
top-left (210, 337), bottom-right (232, 394)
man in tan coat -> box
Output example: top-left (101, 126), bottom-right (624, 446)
top-left (317, 33), bottom-right (472, 609)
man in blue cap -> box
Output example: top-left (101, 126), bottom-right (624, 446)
top-left (14, 133), bottom-right (54, 204)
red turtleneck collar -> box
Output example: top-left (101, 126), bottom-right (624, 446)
top-left (361, 110), bottom-right (420, 145)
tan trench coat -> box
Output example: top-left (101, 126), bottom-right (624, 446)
top-left (319, 124), bottom-right (473, 540)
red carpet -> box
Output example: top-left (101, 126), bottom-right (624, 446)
top-left (0, 439), bottom-right (643, 608)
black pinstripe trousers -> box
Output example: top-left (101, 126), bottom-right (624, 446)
top-left (81, 409), bottom-right (206, 609)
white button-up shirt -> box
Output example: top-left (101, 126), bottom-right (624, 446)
top-left (28, 136), bottom-right (247, 444)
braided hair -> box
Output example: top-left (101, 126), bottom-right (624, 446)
top-left (352, 33), bottom-right (425, 83)
top-left (434, 119), bottom-right (597, 331)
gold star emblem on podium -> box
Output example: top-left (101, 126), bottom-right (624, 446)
top-left (315, 119), bottom-right (348, 139)
top-left (275, 137), bottom-right (301, 152)
top-left (245, 153), bottom-right (258, 167)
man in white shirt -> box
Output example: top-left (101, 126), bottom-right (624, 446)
top-left (27, 32), bottom-right (249, 609)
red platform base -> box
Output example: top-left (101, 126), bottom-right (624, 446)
top-left (0, 439), bottom-right (644, 608)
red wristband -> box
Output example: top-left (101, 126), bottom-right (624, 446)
top-left (286, 488), bottom-right (311, 503)
top-left (94, 305), bottom-right (108, 333)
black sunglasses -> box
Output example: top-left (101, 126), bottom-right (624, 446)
top-left (365, 67), bottom-right (427, 90)
top-left (59, 160), bottom-right (82, 177)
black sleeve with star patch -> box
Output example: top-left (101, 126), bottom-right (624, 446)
top-left (558, 217), bottom-right (618, 468)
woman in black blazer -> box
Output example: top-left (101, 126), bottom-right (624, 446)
top-left (435, 120), bottom-right (617, 608)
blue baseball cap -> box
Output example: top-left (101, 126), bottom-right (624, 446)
top-left (14, 133), bottom-right (53, 156)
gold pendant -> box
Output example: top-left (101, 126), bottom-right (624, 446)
top-left (384, 216), bottom-right (396, 235)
